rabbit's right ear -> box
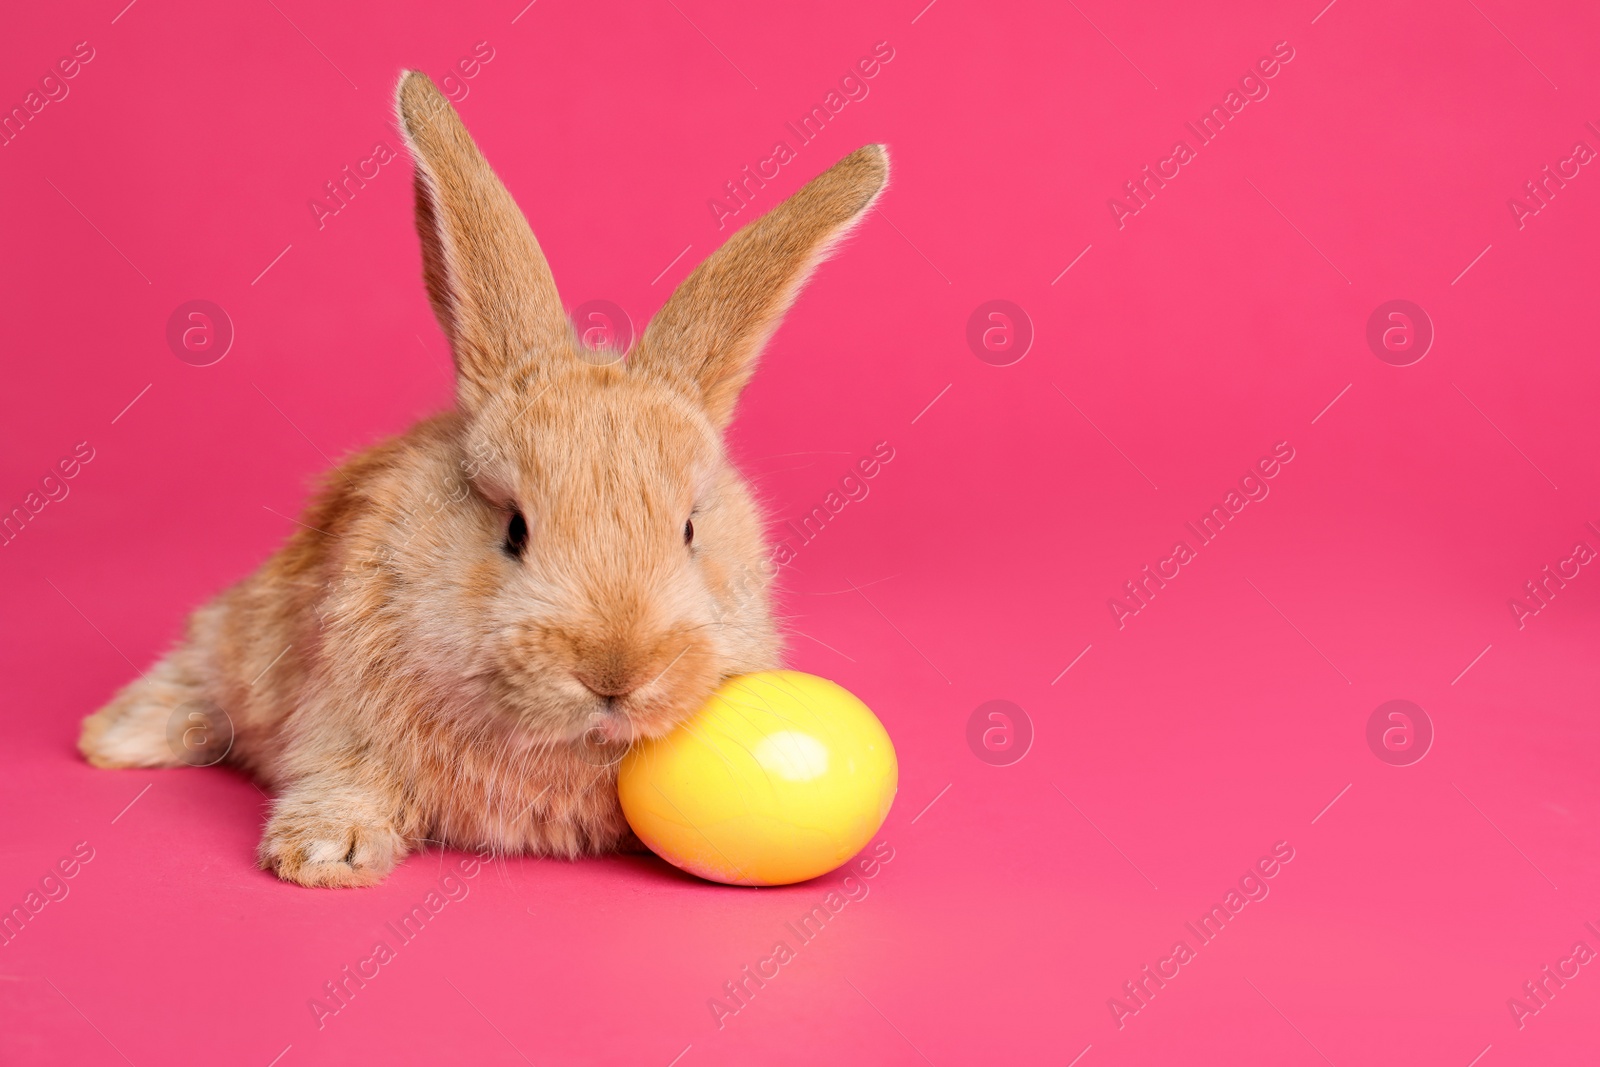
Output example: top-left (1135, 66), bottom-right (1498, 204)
top-left (396, 71), bottom-right (568, 412)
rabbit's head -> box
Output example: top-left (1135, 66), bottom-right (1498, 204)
top-left (391, 72), bottom-right (887, 751)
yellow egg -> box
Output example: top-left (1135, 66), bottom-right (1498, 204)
top-left (617, 671), bottom-right (898, 886)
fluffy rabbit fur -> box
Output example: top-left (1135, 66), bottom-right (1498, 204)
top-left (78, 72), bottom-right (888, 887)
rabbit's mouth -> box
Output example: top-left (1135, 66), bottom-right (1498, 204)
top-left (580, 704), bottom-right (632, 745)
top-left (566, 704), bottom-right (637, 768)
top-left (491, 618), bottom-right (725, 746)
top-left (566, 684), bottom-right (698, 745)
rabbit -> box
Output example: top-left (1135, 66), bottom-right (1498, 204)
top-left (77, 71), bottom-right (889, 887)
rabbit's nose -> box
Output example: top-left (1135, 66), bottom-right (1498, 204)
top-left (573, 671), bottom-right (641, 699)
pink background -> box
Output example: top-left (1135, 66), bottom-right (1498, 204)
top-left (3, 0), bottom-right (1599, 1063)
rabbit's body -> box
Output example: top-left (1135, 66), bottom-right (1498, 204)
top-left (78, 72), bottom-right (887, 886)
top-left (85, 408), bottom-right (725, 879)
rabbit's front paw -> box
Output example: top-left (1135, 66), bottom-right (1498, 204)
top-left (258, 807), bottom-right (405, 888)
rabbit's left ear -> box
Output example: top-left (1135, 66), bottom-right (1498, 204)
top-left (631, 145), bottom-right (889, 430)
top-left (396, 71), bottom-right (568, 412)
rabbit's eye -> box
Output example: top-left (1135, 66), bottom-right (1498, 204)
top-left (684, 519), bottom-right (694, 546)
top-left (504, 510), bottom-right (529, 558)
